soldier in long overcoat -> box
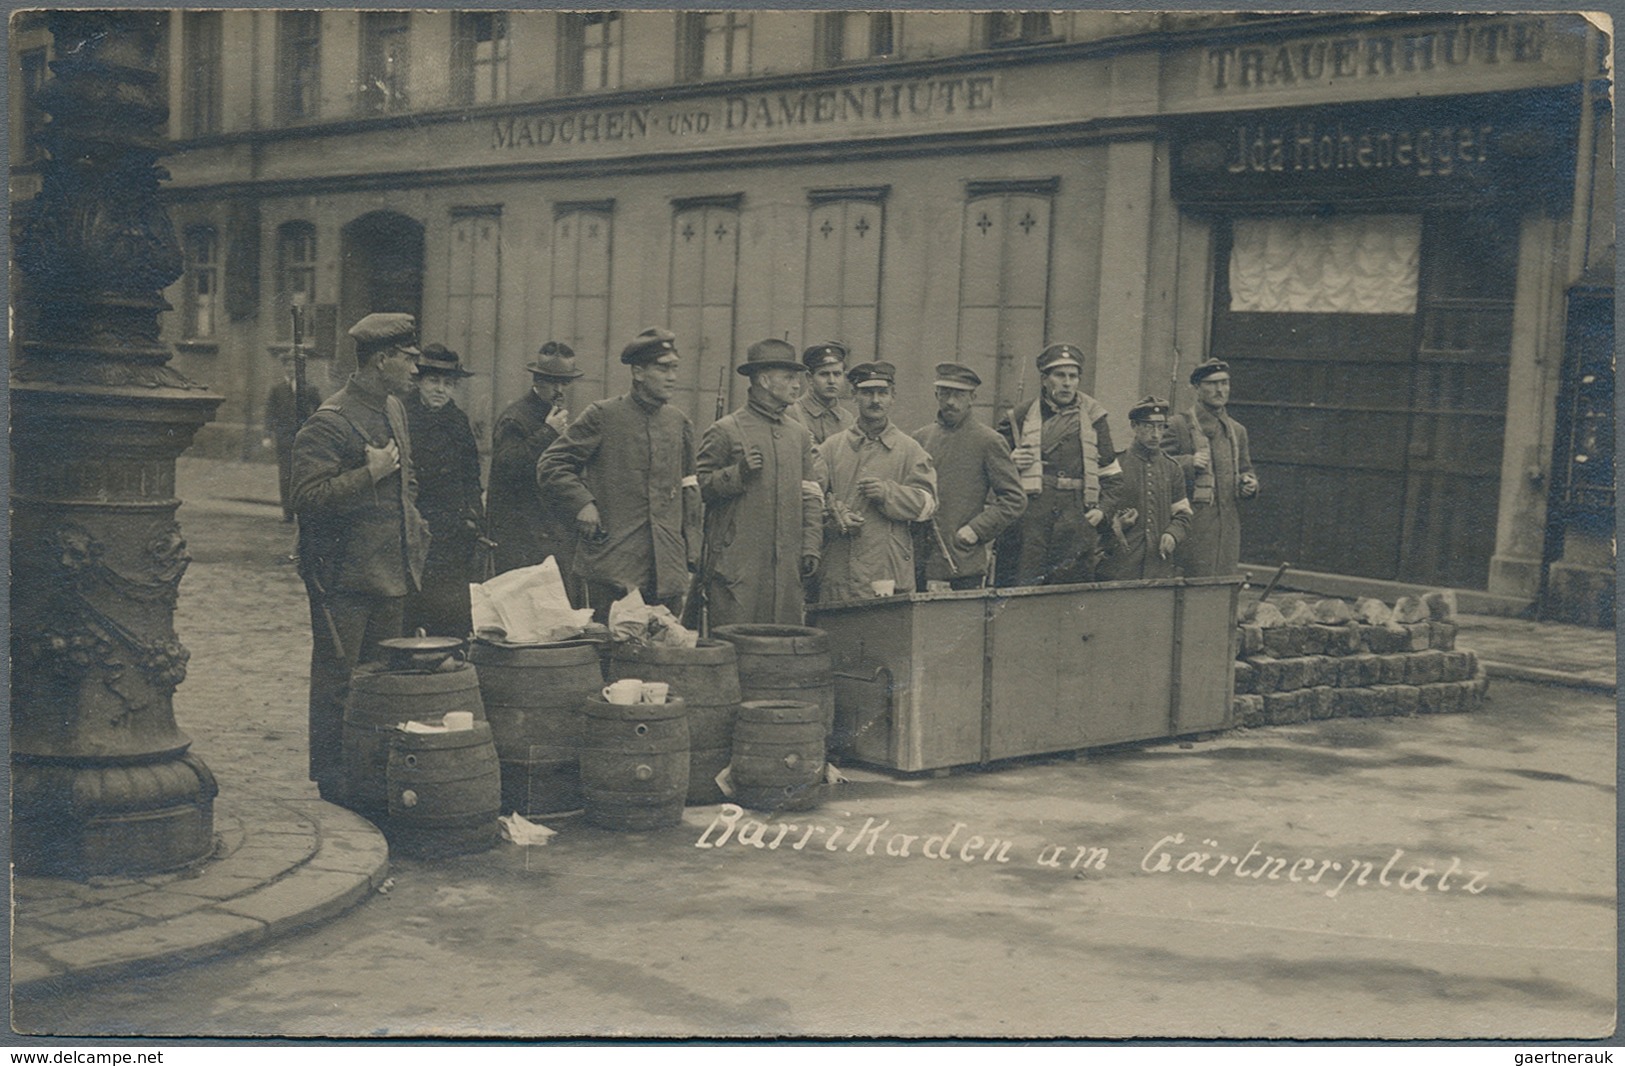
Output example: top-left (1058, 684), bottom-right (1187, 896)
top-left (696, 339), bottom-right (823, 627)
top-left (291, 312), bottom-right (431, 802)
top-left (1099, 396), bottom-right (1193, 581)
top-left (403, 344), bottom-right (484, 637)
top-left (911, 362), bottom-right (1026, 589)
top-left (538, 328), bottom-right (701, 621)
top-left (486, 343), bottom-right (581, 587)
top-left (1164, 359), bottom-right (1259, 577)
top-left (817, 361), bottom-right (938, 603)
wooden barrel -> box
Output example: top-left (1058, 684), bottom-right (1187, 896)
top-left (468, 639), bottom-right (601, 816)
top-left (712, 624), bottom-right (835, 741)
top-left (608, 639), bottom-right (741, 805)
top-left (342, 662), bottom-right (486, 819)
top-left (385, 722), bottom-right (501, 858)
top-left (579, 696), bottom-right (689, 831)
top-left (730, 700), bottom-right (827, 812)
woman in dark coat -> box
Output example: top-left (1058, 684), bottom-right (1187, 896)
top-left (403, 344), bottom-right (485, 637)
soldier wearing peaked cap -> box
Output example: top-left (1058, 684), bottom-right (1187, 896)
top-left (403, 344), bottom-right (484, 638)
top-left (911, 362), bottom-right (1026, 590)
top-left (487, 341), bottom-right (584, 593)
top-left (1098, 396), bottom-right (1193, 582)
top-left (1163, 358), bottom-right (1259, 577)
top-left (695, 339), bottom-right (824, 626)
top-left (538, 328), bottom-right (701, 621)
top-left (291, 312), bottom-right (432, 803)
top-left (996, 343), bottom-right (1123, 585)
top-left (786, 340), bottom-right (853, 447)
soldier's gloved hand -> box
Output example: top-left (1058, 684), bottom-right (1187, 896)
top-left (365, 441), bottom-right (400, 482)
top-left (544, 406), bottom-right (570, 434)
top-left (800, 554), bottom-right (819, 579)
top-left (1159, 533), bottom-right (1177, 559)
top-left (738, 445), bottom-right (765, 480)
top-left (576, 502), bottom-right (605, 541)
top-left (955, 526), bottom-right (978, 547)
top-left (1085, 508), bottom-right (1104, 528)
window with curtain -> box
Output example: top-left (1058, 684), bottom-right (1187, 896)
top-left (182, 12), bottom-right (222, 136)
top-left (358, 11), bottom-right (411, 114)
top-left (551, 204), bottom-right (614, 391)
top-left (986, 12), bottom-right (1059, 46)
top-left (276, 221), bottom-right (318, 337)
top-left (821, 12), bottom-right (896, 65)
top-left (956, 185), bottom-right (1055, 412)
top-left (452, 12), bottom-right (509, 106)
top-left (183, 225), bottom-right (219, 339)
top-left (803, 192), bottom-right (886, 362)
top-left (1228, 215), bottom-right (1421, 315)
top-left (559, 12), bottom-right (622, 93)
top-left (278, 11), bottom-right (321, 123)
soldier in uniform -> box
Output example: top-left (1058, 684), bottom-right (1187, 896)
top-left (785, 340), bottom-right (852, 447)
top-left (403, 344), bottom-right (484, 638)
top-left (817, 361), bottom-right (938, 603)
top-left (695, 339), bottom-right (823, 627)
top-left (538, 328), bottom-right (701, 622)
top-left (1098, 396), bottom-right (1193, 582)
top-left (1165, 358), bottom-right (1259, 577)
top-left (997, 344), bottom-right (1123, 585)
top-left (486, 342), bottom-right (582, 589)
top-left (911, 362), bottom-right (1026, 590)
top-left (291, 312), bottom-right (431, 803)
top-left (263, 349), bottom-right (323, 523)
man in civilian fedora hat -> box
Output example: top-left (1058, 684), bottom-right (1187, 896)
top-left (291, 311), bottom-right (431, 803)
top-left (539, 328), bottom-right (701, 622)
top-left (487, 341), bottom-right (584, 594)
top-left (1098, 395), bottom-right (1193, 582)
top-left (403, 343), bottom-right (484, 637)
top-left (816, 360), bottom-right (938, 603)
top-left (997, 343), bottom-right (1123, 585)
top-left (695, 338), bottom-right (824, 626)
top-left (912, 362), bottom-right (1026, 591)
top-left (1164, 358), bottom-right (1258, 577)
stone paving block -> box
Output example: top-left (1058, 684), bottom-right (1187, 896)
top-left (1232, 694), bottom-right (1265, 728)
top-left (36, 911), bottom-right (264, 977)
top-left (1406, 650), bottom-right (1445, 686)
top-left (34, 904), bottom-right (148, 937)
top-left (1247, 655), bottom-right (1281, 693)
top-left (212, 868), bottom-right (375, 935)
top-left (1417, 683), bottom-right (1447, 714)
top-left (1307, 685), bottom-right (1336, 720)
top-left (11, 891), bottom-right (84, 918)
top-left (66, 881), bottom-right (149, 904)
top-left (159, 873), bottom-right (268, 901)
top-left (1277, 656), bottom-right (1311, 692)
top-left (1263, 690), bottom-right (1307, 725)
top-left (1339, 687), bottom-right (1378, 718)
top-left (1429, 621), bottom-right (1458, 650)
top-left (1389, 684), bottom-right (1421, 715)
top-left (1298, 625), bottom-right (1327, 655)
top-left (1439, 650), bottom-right (1473, 682)
top-left (108, 889), bottom-right (221, 921)
top-left (1314, 623), bottom-right (1361, 656)
top-left (1402, 623), bottom-right (1432, 651)
top-left (1361, 624), bottom-right (1398, 654)
top-left (306, 829), bottom-right (391, 882)
top-left (207, 855), bottom-right (309, 882)
top-left (1238, 624), bottom-right (1265, 655)
top-left (1233, 660), bottom-right (1255, 694)
top-left (1459, 677), bottom-right (1485, 711)
top-left (1462, 650), bottom-right (1481, 679)
top-left (1263, 626), bottom-right (1304, 658)
top-left (1308, 655), bottom-right (1339, 687)
top-left (1379, 654), bottom-right (1409, 685)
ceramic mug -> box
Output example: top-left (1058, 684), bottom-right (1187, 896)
top-left (640, 682), bottom-right (670, 704)
top-left (443, 711), bottom-right (475, 731)
top-left (603, 679), bottom-right (643, 705)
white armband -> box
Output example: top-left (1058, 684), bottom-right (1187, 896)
top-left (681, 475), bottom-right (699, 489)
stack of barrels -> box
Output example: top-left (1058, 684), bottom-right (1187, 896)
top-left (713, 624), bottom-right (835, 814)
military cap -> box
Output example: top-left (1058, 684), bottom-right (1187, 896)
top-left (802, 341), bottom-right (849, 372)
top-left (1128, 395), bottom-right (1171, 423)
top-left (932, 363), bottom-right (982, 391)
top-left (620, 327), bottom-right (679, 366)
top-left (414, 343), bottom-right (475, 378)
top-left (847, 361), bottom-right (897, 389)
top-left (348, 312), bottom-right (420, 357)
top-left (1189, 358), bottom-right (1231, 385)
top-left (737, 338), bottom-right (805, 376)
top-left (526, 341), bottom-right (584, 380)
top-left (1037, 344), bottom-right (1085, 373)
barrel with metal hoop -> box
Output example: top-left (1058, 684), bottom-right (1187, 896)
top-left (711, 624), bottom-right (836, 743)
top-left (385, 721), bottom-right (501, 858)
top-left (578, 696), bottom-right (689, 830)
top-left (729, 699), bottom-right (827, 812)
top-left (468, 638), bottom-right (601, 815)
top-left (608, 639), bottom-right (741, 805)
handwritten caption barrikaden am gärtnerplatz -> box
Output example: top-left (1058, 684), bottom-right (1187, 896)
top-left (695, 805), bottom-right (1490, 899)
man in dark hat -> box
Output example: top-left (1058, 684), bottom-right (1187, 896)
top-left (996, 343), bottom-right (1123, 585)
top-left (1098, 396), bottom-right (1193, 582)
top-left (911, 362), bottom-right (1026, 590)
top-left (539, 328), bottom-right (701, 622)
top-left (817, 361), bottom-right (938, 603)
top-left (487, 341), bottom-right (583, 594)
top-left (786, 340), bottom-right (852, 447)
top-left (263, 346), bottom-right (323, 523)
top-left (1164, 358), bottom-right (1258, 577)
top-left (695, 339), bottom-right (823, 627)
top-left (403, 344), bottom-right (484, 637)
top-left (291, 311), bottom-right (431, 803)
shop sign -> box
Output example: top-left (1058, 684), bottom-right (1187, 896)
top-left (491, 76), bottom-right (996, 152)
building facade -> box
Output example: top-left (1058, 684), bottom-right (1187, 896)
top-left (10, 10), bottom-right (1613, 611)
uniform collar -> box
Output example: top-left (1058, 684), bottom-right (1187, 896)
top-left (1041, 393), bottom-right (1080, 415)
top-left (847, 420), bottom-right (897, 449)
top-left (345, 372), bottom-right (392, 411)
top-left (801, 393), bottom-right (845, 419)
top-left (747, 395), bottom-right (786, 422)
top-left (629, 390), bottom-right (666, 415)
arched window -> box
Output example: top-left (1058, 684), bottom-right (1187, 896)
top-left (183, 224), bottom-right (219, 339)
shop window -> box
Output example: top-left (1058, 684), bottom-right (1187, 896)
top-left (452, 12), bottom-right (509, 106)
top-left (446, 207), bottom-right (502, 377)
top-left (803, 189), bottom-right (887, 362)
top-left (558, 12), bottom-right (622, 94)
top-left (358, 11), bottom-right (411, 114)
top-left (276, 221), bottom-right (318, 336)
top-left (278, 11), bottom-right (321, 123)
top-left (19, 47), bottom-right (48, 162)
top-left (183, 225), bottom-right (219, 340)
top-left (956, 183), bottom-right (1056, 412)
top-left (182, 11), bottom-right (222, 136)
top-left (1228, 215), bottom-right (1420, 315)
top-left (551, 203), bottom-right (614, 390)
top-left (819, 12), bottom-right (896, 66)
top-left (669, 196), bottom-right (742, 421)
top-left (986, 12), bottom-right (1059, 47)
top-left (679, 13), bottom-right (751, 81)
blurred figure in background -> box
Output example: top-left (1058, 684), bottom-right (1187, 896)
top-left (488, 342), bottom-right (583, 597)
top-left (403, 344), bottom-right (485, 637)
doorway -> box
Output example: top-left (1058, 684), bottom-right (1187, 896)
top-left (339, 210), bottom-right (425, 376)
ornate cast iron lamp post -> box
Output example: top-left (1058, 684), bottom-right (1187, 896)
top-left (12, 11), bottom-right (223, 878)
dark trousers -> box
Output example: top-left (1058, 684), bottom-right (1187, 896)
top-left (1016, 489), bottom-right (1100, 586)
top-left (405, 543), bottom-right (474, 639)
top-left (306, 589), bottom-right (404, 795)
top-left (584, 579), bottom-right (684, 625)
top-left (275, 444), bottom-right (295, 521)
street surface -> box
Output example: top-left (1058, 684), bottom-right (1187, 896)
top-left (12, 461), bottom-right (1616, 1040)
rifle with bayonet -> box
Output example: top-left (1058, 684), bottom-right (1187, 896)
top-left (682, 363), bottom-right (729, 636)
